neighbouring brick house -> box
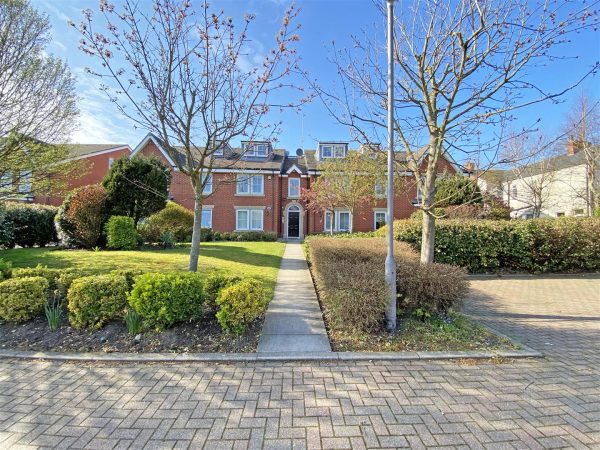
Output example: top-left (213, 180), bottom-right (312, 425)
top-left (32, 144), bottom-right (132, 206)
top-left (132, 133), bottom-right (460, 238)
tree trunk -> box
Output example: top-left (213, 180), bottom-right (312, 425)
top-left (329, 210), bottom-right (335, 236)
top-left (420, 209), bottom-right (435, 264)
top-left (188, 184), bottom-right (203, 272)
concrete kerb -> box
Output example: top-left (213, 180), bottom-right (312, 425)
top-left (0, 347), bottom-right (542, 363)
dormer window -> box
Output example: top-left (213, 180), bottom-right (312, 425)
top-left (243, 142), bottom-right (271, 158)
top-left (319, 143), bottom-right (347, 159)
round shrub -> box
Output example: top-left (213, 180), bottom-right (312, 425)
top-left (110, 269), bottom-right (145, 290)
top-left (0, 258), bottom-right (12, 281)
top-left (128, 272), bottom-right (204, 330)
top-left (105, 216), bottom-right (139, 250)
top-left (12, 265), bottom-right (61, 290)
top-left (56, 185), bottom-right (108, 248)
top-left (203, 272), bottom-right (242, 309)
top-left (216, 278), bottom-right (267, 334)
top-left (0, 202), bottom-right (15, 248)
top-left (0, 276), bottom-right (49, 322)
top-left (67, 275), bottom-right (129, 329)
top-left (137, 201), bottom-right (194, 243)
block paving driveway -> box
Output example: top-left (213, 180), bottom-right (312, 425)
top-left (0, 275), bottom-right (599, 449)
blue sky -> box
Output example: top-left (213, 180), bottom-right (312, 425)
top-left (34, 0), bottom-right (599, 156)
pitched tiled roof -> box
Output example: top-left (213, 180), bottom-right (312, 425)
top-left (67, 144), bottom-right (130, 158)
top-left (501, 151), bottom-right (590, 182)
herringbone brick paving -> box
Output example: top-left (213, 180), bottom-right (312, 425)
top-left (0, 275), bottom-right (598, 448)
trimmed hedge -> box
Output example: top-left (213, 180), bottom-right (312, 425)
top-left (306, 237), bottom-right (468, 332)
top-left (381, 217), bottom-right (600, 273)
top-left (212, 231), bottom-right (278, 242)
top-left (0, 276), bottom-right (49, 322)
top-left (215, 278), bottom-right (267, 334)
top-left (0, 258), bottom-right (12, 281)
top-left (67, 275), bottom-right (129, 329)
top-left (106, 216), bottom-right (139, 250)
top-left (203, 272), bottom-right (242, 310)
top-left (1, 203), bottom-right (58, 248)
top-left (128, 272), bottom-right (204, 330)
top-left (12, 265), bottom-right (61, 290)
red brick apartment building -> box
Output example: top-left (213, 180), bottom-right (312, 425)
top-left (32, 144), bottom-right (132, 206)
top-left (132, 134), bottom-right (460, 238)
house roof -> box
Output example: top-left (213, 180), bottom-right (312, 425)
top-left (501, 151), bottom-right (589, 182)
top-left (66, 144), bottom-right (131, 159)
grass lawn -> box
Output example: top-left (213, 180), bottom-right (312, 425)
top-left (0, 242), bottom-right (285, 300)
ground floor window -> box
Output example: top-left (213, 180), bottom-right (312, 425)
top-left (201, 209), bottom-right (212, 228)
top-left (374, 210), bottom-right (387, 230)
top-left (236, 208), bottom-right (263, 231)
top-left (324, 210), bottom-right (351, 232)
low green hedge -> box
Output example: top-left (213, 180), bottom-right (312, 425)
top-left (379, 217), bottom-right (600, 273)
top-left (106, 216), bottom-right (139, 250)
top-left (306, 237), bottom-right (468, 333)
top-left (67, 275), bottom-right (129, 329)
top-left (215, 278), bottom-right (267, 334)
top-left (212, 231), bottom-right (278, 242)
top-left (2, 203), bottom-right (58, 248)
top-left (0, 276), bottom-right (49, 322)
top-left (0, 258), bottom-right (12, 281)
top-left (12, 265), bottom-right (61, 290)
top-left (128, 272), bottom-right (204, 330)
top-left (203, 272), bottom-right (242, 310)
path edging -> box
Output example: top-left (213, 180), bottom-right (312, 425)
top-left (0, 347), bottom-right (542, 363)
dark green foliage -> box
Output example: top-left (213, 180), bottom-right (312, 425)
top-left (2, 203), bottom-right (58, 247)
top-left (0, 276), bottom-right (48, 322)
top-left (67, 275), bottom-right (129, 329)
top-left (105, 216), bottom-right (139, 250)
top-left (216, 278), bottom-right (267, 334)
top-left (0, 258), bottom-right (12, 280)
top-left (102, 156), bottom-right (170, 225)
top-left (435, 174), bottom-right (483, 207)
top-left (203, 272), bottom-right (242, 309)
top-left (306, 237), bottom-right (468, 332)
top-left (12, 265), bottom-right (61, 290)
top-left (128, 272), bottom-right (204, 330)
top-left (0, 203), bottom-right (14, 248)
top-left (387, 217), bottom-right (600, 272)
top-left (212, 231), bottom-right (278, 242)
top-left (56, 185), bottom-right (109, 248)
top-left (137, 201), bottom-right (194, 243)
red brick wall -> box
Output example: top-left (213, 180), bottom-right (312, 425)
top-left (33, 147), bottom-right (131, 206)
top-left (138, 139), bottom-right (459, 236)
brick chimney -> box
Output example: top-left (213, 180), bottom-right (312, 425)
top-left (567, 137), bottom-right (582, 155)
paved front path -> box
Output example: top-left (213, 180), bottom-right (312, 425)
top-left (0, 275), bottom-right (599, 448)
top-left (258, 242), bottom-right (330, 353)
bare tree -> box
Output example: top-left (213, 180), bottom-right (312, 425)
top-left (503, 133), bottom-right (559, 218)
top-left (311, 0), bottom-right (598, 263)
top-left (563, 91), bottom-right (600, 215)
top-left (0, 0), bottom-right (79, 197)
top-left (74, 0), bottom-right (306, 271)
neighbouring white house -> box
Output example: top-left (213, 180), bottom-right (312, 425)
top-left (477, 140), bottom-right (599, 219)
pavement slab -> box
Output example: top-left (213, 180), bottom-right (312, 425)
top-left (257, 242), bottom-right (331, 354)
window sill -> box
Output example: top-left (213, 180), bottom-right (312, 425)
top-left (235, 193), bottom-right (265, 197)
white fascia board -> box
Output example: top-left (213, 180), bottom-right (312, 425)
top-left (286, 164), bottom-right (303, 175)
top-left (131, 133), bottom-right (178, 168)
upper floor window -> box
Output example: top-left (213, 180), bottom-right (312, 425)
top-left (511, 185), bottom-right (518, 198)
top-left (18, 171), bottom-right (32, 194)
top-left (319, 143), bottom-right (347, 159)
top-left (374, 180), bottom-right (386, 197)
top-left (108, 158), bottom-right (115, 168)
top-left (202, 174), bottom-right (213, 195)
top-left (237, 174), bottom-right (264, 195)
top-left (288, 178), bottom-right (301, 198)
top-left (1, 171), bottom-right (11, 190)
top-left (243, 142), bottom-right (270, 158)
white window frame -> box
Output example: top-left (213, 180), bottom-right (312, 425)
top-left (333, 145), bottom-right (346, 158)
top-left (1, 170), bottom-right (12, 190)
top-left (245, 143), bottom-right (269, 157)
top-left (511, 185), bottom-right (518, 198)
top-left (203, 174), bottom-right (213, 195)
top-left (18, 170), bottom-right (32, 194)
top-left (201, 209), bottom-right (212, 228)
top-left (374, 210), bottom-right (387, 230)
top-left (288, 178), bottom-right (301, 198)
top-left (319, 144), bottom-right (347, 159)
top-left (108, 157), bottom-right (115, 168)
top-left (374, 180), bottom-right (386, 198)
top-left (324, 209), bottom-right (351, 233)
top-left (235, 208), bottom-right (264, 231)
top-left (236, 174), bottom-right (264, 195)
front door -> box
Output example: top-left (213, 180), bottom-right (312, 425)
top-left (288, 211), bottom-right (300, 238)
